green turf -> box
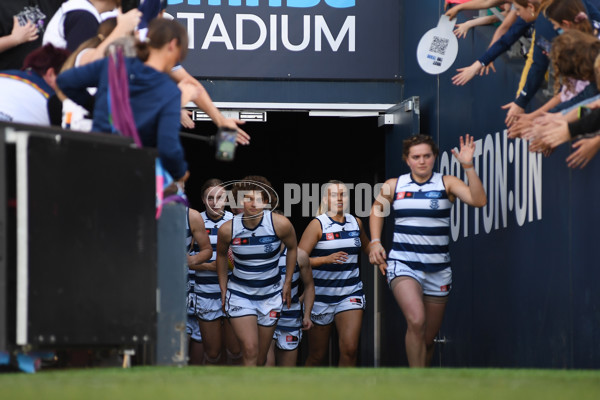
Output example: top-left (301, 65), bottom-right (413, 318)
top-left (1, 367), bottom-right (599, 400)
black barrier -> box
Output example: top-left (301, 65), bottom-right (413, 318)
top-left (0, 123), bottom-right (169, 363)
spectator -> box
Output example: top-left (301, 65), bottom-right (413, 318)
top-left (0, 1), bottom-right (62, 70)
top-left (44, 0), bottom-right (120, 52)
top-left (521, 30), bottom-right (600, 167)
top-left (57, 18), bottom-right (192, 180)
top-left (0, 44), bottom-right (70, 125)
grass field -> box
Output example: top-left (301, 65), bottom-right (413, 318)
top-left (1, 366), bottom-right (599, 400)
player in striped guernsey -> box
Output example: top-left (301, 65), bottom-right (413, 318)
top-left (369, 134), bottom-right (486, 367)
top-left (216, 176), bottom-right (298, 366)
top-left (184, 206), bottom-right (212, 365)
top-left (192, 179), bottom-right (241, 365)
top-left (266, 245), bottom-right (315, 366)
top-left (300, 181), bottom-right (373, 367)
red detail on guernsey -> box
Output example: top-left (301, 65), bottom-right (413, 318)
top-left (269, 311), bottom-right (280, 318)
top-left (440, 285), bottom-right (451, 292)
top-left (326, 233), bottom-right (334, 240)
top-left (205, 229), bottom-right (211, 234)
top-left (397, 192), bottom-right (405, 200)
top-left (232, 238), bottom-right (250, 245)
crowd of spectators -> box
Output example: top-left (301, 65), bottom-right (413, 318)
top-left (447, 0), bottom-right (600, 168)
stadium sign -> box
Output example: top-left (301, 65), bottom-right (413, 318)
top-left (165, 0), bottom-right (401, 79)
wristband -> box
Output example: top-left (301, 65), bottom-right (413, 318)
top-left (370, 238), bottom-right (381, 244)
top-left (461, 162), bottom-right (473, 170)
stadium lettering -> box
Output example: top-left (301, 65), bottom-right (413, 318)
top-left (176, 12), bottom-right (355, 51)
top-left (440, 131), bottom-right (542, 241)
top-left (167, 0), bottom-right (355, 8)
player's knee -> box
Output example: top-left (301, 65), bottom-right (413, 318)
top-left (339, 342), bottom-right (358, 359)
top-left (226, 348), bottom-right (242, 361)
top-left (404, 313), bottom-right (426, 333)
top-left (203, 351), bottom-right (221, 365)
top-left (242, 343), bottom-right (259, 360)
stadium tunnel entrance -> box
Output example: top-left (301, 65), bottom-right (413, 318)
top-left (180, 103), bottom-right (409, 366)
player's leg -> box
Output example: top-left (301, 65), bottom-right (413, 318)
top-left (265, 339), bottom-right (277, 366)
top-left (334, 309), bottom-right (363, 367)
top-left (391, 276), bottom-right (427, 367)
top-left (421, 267), bottom-right (451, 366)
top-left (198, 318), bottom-right (223, 365)
top-left (272, 328), bottom-right (302, 367)
top-left (229, 315), bottom-right (260, 366)
top-left (257, 323), bottom-right (278, 366)
top-left (223, 318), bottom-right (242, 365)
top-left (276, 348), bottom-right (299, 367)
top-left (423, 297), bottom-right (447, 366)
top-left (304, 322), bottom-right (333, 366)
top-left (187, 315), bottom-right (204, 365)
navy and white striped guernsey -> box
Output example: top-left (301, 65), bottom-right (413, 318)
top-left (277, 249), bottom-right (302, 332)
top-left (311, 213), bottom-right (363, 305)
top-left (195, 210), bottom-right (233, 300)
top-left (186, 208), bottom-right (201, 310)
top-left (228, 210), bottom-right (282, 301)
top-left (389, 172), bottom-right (452, 272)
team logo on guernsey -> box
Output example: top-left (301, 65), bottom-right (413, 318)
top-left (286, 335), bottom-right (299, 343)
top-left (430, 199), bottom-right (439, 210)
top-left (326, 232), bottom-right (341, 240)
top-left (397, 191), bottom-right (414, 200)
top-left (264, 243), bottom-right (274, 253)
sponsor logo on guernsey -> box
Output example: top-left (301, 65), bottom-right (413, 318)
top-left (232, 238), bottom-right (250, 245)
top-left (348, 231), bottom-right (359, 237)
top-left (425, 191), bottom-right (442, 199)
top-left (440, 284), bottom-right (451, 292)
top-left (259, 237), bottom-right (277, 244)
top-left (286, 335), bottom-right (299, 343)
top-left (269, 311), bottom-right (281, 319)
top-left (397, 192), bottom-right (405, 200)
top-left (349, 298), bottom-right (362, 305)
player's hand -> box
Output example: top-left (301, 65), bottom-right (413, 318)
top-left (302, 315), bottom-right (313, 331)
top-left (282, 281), bottom-right (292, 309)
top-left (326, 251), bottom-right (348, 264)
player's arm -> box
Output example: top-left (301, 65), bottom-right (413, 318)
top-left (187, 209), bottom-right (213, 269)
top-left (369, 178), bottom-right (396, 275)
top-left (297, 248), bottom-right (314, 331)
top-left (273, 213), bottom-right (298, 309)
top-left (298, 219), bottom-right (346, 268)
top-left (216, 221), bottom-right (232, 307)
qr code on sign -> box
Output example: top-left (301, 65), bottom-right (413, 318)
top-left (429, 36), bottom-right (449, 55)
